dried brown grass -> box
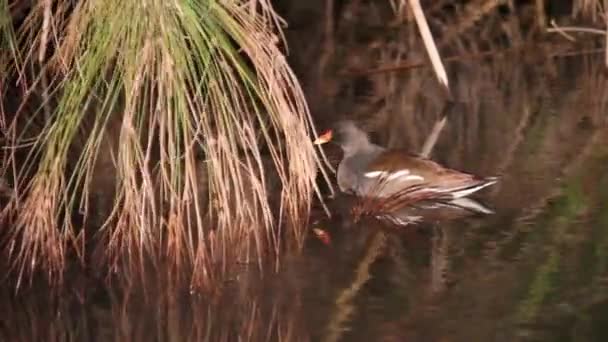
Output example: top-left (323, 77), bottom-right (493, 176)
top-left (0, 0), bottom-right (331, 290)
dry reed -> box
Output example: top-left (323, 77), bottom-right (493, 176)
top-left (0, 0), bottom-right (331, 289)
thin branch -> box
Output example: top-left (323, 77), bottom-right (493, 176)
top-left (408, 0), bottom-right (451, 157)
top-left (548, 19), bottom-right (577, 41)
top-left (344, 45), bottom-right (605, 77)
top-left (420, 116), bottom-right (447, 158)
top-left (547, 20), bottom-right (606, 37)
top-left (408, 0), bottom-right (449, 88)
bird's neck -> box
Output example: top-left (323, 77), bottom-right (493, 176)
top-left (342, 140), bottom-right (383, 158)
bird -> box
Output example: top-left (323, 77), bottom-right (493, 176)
top-left (313, 120), bottom-right (497, 216)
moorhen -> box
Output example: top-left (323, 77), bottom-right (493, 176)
top-left (313, 120), bottom-right (497, 214)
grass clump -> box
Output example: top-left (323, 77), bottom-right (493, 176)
top-left (0, 0), bottom-right (329, 289)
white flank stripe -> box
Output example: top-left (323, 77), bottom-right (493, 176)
top-left (364, 171), bottom-right (386, 178)
top-left (385, 169), bottom-right (410, 181)
top-left (402, 175), bottom-right (425, 182)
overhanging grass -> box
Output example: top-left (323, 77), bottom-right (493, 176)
top-left (0, 0), bottom-right (331, 289)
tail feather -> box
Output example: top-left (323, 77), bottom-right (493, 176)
top-left (443, 177), bottom-right (498, 199)
top-left (447, 197), bottom-right (494, 214)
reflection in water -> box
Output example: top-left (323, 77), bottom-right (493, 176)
top-left (3, 35), bottom-right (608, 342)
top-left (0, 267), bottom-right (309, 341)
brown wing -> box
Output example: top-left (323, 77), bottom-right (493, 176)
top-left (366, 149), bottom-right (477, 188)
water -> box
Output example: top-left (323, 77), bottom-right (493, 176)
top-left (2, 55), bottom-right (608, 341)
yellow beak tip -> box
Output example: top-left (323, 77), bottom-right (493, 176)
top-left (313, 130), bottom-right (333, 145)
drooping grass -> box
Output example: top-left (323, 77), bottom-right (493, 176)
top-left (0, 0), bottom-right (330, 289)
top-left (0, 0), bottom-right (19, 72)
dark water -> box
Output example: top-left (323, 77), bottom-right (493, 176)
top-left (3, 54), bottom-right (608, 341)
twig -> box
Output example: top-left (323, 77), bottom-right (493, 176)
top-left (344, 44), bottom-right (604, 77)
top-left (548, 19), bottom-right (577, 41)
top-left (408, 0), bottom-right (451, 157)
top-left (547, 20), bottom-right (606, 38)
top-left (421, 116), bottom-right (447, 158)
top-left (546, 16), bottom-right (608, 68)
top-left (408, 0), bottom-right (449, 88)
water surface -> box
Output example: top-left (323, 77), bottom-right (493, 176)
top-left (2, 53), bottom-right (608, 342)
